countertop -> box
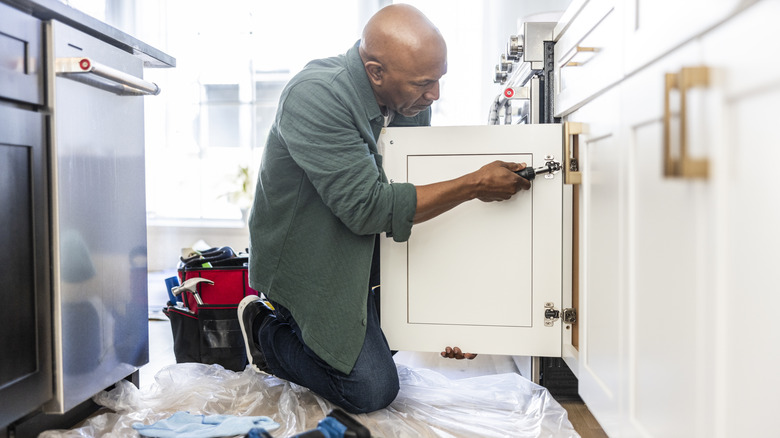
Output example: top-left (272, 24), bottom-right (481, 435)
top-left (3, 0), bottom-right (175, 67)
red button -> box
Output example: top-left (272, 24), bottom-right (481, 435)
top-left (504, 88), bottom-right (514, 98)
top-left (79, 59), bottom-right (91, 70)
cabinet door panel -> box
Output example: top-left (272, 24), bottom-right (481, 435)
top-left (407, 153), bottom-right (533, 327)
top-left (0, 145), bottom-right (36, 379)
top-left (700, 2), bottom-right (780, 435)
top-left (0, 107), bottom-right (51, 428)
top-left (630, 116), bottom-right (703, 436)
top-left (380, 124), bottom-right (565, 358)
top-left (569, 87), bottom-right (623, 434)
top-left (622, 43), bottom-right (713, 437)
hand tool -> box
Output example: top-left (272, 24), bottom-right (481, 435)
top-left (171, 277), bottom-right (213, 306)
top-left (515, 160), bottom-right (562, 181)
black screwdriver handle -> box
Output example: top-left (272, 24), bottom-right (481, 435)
top-left (515, 167), bottom-right (536, 181)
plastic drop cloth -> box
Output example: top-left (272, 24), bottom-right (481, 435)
top-left (39, 362), bottom-right (579, 438)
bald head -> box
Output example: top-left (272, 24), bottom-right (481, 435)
top-left (360, 4), bottom-right (445, 64)
top-left (359, 4), bottom-right (447, 117)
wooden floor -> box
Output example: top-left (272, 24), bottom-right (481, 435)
top-left (560, 401), bottom-right (608, 438)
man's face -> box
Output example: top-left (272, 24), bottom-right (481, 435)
top-left (380, 50), bottom-right (447, 117)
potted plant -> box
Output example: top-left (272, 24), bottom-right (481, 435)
top-left (222, 165), bottom-right (255, 224)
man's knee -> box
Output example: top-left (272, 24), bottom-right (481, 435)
top-left (340, 373), bottom-right (400, 414)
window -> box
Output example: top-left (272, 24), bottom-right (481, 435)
top-left (132, 0), bottom-right (378, 224)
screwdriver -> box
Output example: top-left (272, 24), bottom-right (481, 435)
top-left (515, 161), bottom-right (562, 181)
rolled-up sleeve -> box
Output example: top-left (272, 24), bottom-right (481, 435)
top-left (387, 182), bottom-right (416, 242)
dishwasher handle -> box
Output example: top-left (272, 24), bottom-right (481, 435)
top-left (55, 57), bottom-right (161, 96)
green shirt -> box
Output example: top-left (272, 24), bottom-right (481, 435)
top-left (248, 42), bottom-right (430, 374)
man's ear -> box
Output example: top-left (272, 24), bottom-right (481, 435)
top-left (365, 61), bottom-right (384, 86)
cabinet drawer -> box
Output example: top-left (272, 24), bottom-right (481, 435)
top-left (0, 3), bottom-right (43, 106)
top-left (554, 0), bottom-right (622, 117)
top-left (623, 0), bottom-right (746, 75)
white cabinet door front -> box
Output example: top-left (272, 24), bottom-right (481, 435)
top-left (570, 87), bottom-right (624, 435)
top-left (700, 2), bottom-right (780, 435)
top-left (621, 43), bottom-right (712, 437)
top-left (379, 124), bottom-right (566, 357)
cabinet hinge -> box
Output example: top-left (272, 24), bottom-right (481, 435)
top-left (544, 302), bottom-right (577, 326)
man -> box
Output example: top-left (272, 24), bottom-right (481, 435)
top-left (238, 4), bottom-right (531, 414)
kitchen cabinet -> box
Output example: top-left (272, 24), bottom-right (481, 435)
top-left (0, 3), bottom-right (52, 429)
top-left (561, 0), bottom-right (778, 436)
top-left (380, 124), bottom-right (572, 359)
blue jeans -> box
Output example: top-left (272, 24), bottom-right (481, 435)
top-left (257, 291), bottom-right (399, 414)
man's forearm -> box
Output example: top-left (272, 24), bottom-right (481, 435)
top-left (412, 160), bottom-right (530, 225)
top-left (413, 175), bottom-right (477, 224)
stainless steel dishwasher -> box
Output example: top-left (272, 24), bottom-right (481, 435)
top-left (45, 19), bottom-right (159, 413)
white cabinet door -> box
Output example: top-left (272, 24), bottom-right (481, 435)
top-left (620, 42), bottom-right (717, 437)
top-left (568, 87), bottom-right (624, 435)
top-left (379, 124), bottom-right (567, 358)
top-left (699, 2), bottom-right (780, 436)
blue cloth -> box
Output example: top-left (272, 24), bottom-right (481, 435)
top-left (132, 411), bottom-right (279, 438)
top-left (317, 417), bottom-right (347, 438)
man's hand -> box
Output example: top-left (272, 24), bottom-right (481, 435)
top-left (440, 346), bottom-right (477, 360)
top-left (474, 161), bottom-right (531, 202)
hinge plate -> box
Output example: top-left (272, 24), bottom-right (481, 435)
top-left (563, 308), bottom-right (577, 324)
top-left (544, 302), bottom-right (577, 326)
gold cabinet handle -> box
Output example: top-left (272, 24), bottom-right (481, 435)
top-left (564, 122), bottom-right (583, 185)
top-left (663, 66), bottom-right (710, 179)
top-left (561, 46), bottom-right (599, 67)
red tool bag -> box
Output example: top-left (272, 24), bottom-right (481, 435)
top-left (177, 264), bottom-right (259, 314)
top-left (162, 247), bottom-right (260, 371)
